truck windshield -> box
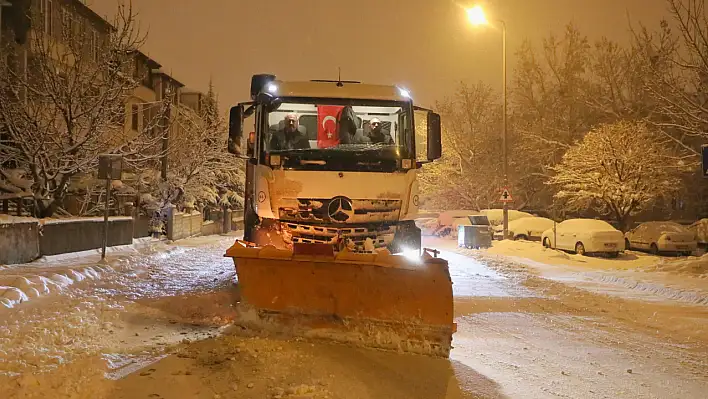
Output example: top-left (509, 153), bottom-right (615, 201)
top-left (266, 100), bottom-right (412, 157)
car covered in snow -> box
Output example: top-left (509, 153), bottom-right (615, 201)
top-left (431, 210), bottom-right (479, 237)
top-left (541, 219), bottom-right (625, 257)
top-left (493, 217), bottom-right (556, 241)
top-left (625, 221), bottom-right (697, 256)
top-left (480, 209), bottom-right (533, 226)
top-left (688, 219), bottom-right (708, 248)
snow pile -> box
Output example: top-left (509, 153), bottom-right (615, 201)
top-left (485, 240), bottom-right (657, 270)
top-left (0, 265), bottom-right (117, 309)
top-left (39, 216), bottom-right (133, 225)
top-left (0, 214), bottom-right (38, 225)
top-left (649, 254), bottom-right (708, 275)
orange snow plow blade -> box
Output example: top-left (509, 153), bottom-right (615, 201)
top-left (224, 241), bottom-right (455, 357)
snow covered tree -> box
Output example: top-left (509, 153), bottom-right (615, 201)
top-left (162, 83), bottom-right (245, 212)
top-left (633, 0), bottom-right (708, 156)
top-left (548, 121), bottom-right (690, 231)
top-left (0, 1), bottom-right (169, 217)
top-left (510, 24), bottom-right (596, 209)
top-left (418, 82), bottom-right (504, 210)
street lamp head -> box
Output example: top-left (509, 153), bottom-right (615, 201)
top-left (466, 5), bottom-right (488, 26)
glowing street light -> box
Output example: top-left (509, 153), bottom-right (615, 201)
top-left (465, 5), bottom-right (511, 240)
top-left (466, 5), bottom-right (488, 26)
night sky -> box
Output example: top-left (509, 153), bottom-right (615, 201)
top-left (89, 0), bottom-right (668, 109)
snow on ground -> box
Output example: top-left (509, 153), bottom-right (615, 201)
top-left (1, 232), bottom-right (707, 398)
top-left (0, 237), bottom-right (163, 309)
top-left (474, 239), bottom-right (708, 306)
top-left (0, 233), bottom-right (240, 378)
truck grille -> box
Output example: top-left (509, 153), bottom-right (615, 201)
top-left (278, 198), bottom-right (401, 224)
top-left (281, 222), bottom-right (397, 248)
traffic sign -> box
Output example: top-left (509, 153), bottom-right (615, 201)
top-left (702, 145), bottom-right (707, 178)
top-left (499, 187), bottom-right (513, 202)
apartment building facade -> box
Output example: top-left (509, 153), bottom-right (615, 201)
top-left (0, 0), bottom-right (206, 213)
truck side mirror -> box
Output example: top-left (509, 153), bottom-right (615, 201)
top-left (228, 105), bottom-right (244, 155)
top-left (427, 112), bottom-right (442, 161)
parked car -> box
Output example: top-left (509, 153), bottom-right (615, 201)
top-left (541, 219), bottom-right (625, 257)
top-left (479, 209), bottom-right (533, 226)
top-left (494, 217), bottom-right (556, 241)
top-left (625, 221), bottom-right (697, 256)
top-left (688, 219), bottom-right (708, 249)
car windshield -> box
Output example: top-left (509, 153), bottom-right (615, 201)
top-left (266, 101), bottom-right (410, 155)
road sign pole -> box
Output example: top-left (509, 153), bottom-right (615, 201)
top-left (98, 154), bottom-right (123, 263)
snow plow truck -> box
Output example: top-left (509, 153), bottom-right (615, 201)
top-left (224, 74), bottom-right (455, 357)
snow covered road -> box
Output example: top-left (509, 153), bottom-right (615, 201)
top-left (0, 235), bottom-right (706, 398)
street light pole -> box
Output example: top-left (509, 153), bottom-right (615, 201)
top-left (466, 5), bottom-right (511, 239)
top-left (501, 20), bottom-right (509, 240)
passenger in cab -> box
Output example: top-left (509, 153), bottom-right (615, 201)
top-left (366, 118), bottom-right (394, 144)
top-left (338, 106), bottom-right (370, 144)
top-left (270, 113), bottom-right (311, 150)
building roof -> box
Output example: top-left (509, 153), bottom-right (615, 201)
top-left (134, 50), bottom-right (162, 69)
top-left (270, 80), bottom-right (412, 102)
top-left (73, 0), bottom-right (115, 33)
top-left (152, 68), bottom-right (185, 88)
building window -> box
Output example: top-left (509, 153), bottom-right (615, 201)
top-left (39, 0), bottom-right (54, 35)
top-left (131, 104), bottom-right (140, 131)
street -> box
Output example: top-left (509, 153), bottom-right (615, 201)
top-left (1, 235), bottom-right (706, 398)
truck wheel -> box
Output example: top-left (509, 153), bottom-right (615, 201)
top-left (243, 203), bottom-right (258, 243)
top-left (389, 220), bottom-right (421, 254)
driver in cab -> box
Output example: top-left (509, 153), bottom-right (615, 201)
top-left (366, 118), bottom-right (394, 145)
top-left (270, 113), bottom-right (311, 150)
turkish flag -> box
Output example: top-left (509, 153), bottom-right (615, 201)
top-left (317, 105), bottom-right (344, 148)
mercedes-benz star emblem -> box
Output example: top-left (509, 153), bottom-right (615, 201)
top-left (327, 196), bottom-right (354, 222)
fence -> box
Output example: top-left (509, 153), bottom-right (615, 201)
top-left (0, 216), bottom-right (41, 265)
top-left (39, 217), bottom-right (134, 257)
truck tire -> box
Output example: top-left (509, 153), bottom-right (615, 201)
top-left (243, 201), bottom-right (259, 242)
top-left (388, 221), bottom-right (421, 254)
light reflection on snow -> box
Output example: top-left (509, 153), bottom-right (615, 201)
top-left (439, 250), bottom-right (535, 298)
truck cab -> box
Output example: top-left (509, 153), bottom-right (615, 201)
top-left (228, 74), bottom-right (441, 253)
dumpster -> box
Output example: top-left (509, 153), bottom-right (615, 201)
top-left (458, 215), bottom-right (493, 249)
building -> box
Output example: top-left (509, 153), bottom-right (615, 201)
top-left (0, 0), bottom-right (208, 216)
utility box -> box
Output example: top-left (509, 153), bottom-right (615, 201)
top-left (458, 215), bottom-right (493, 249)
